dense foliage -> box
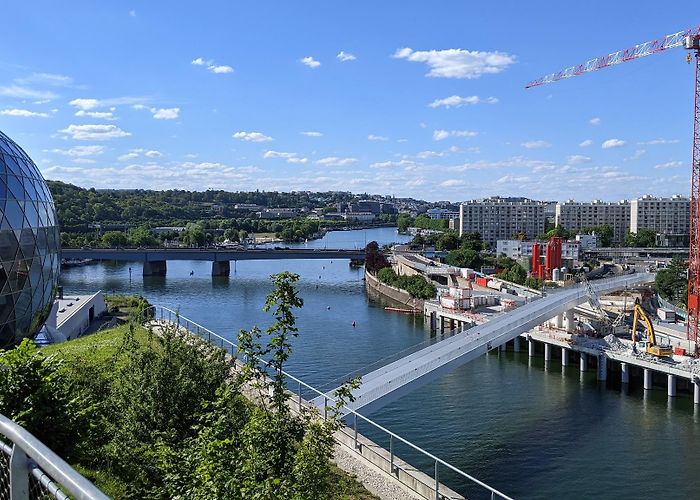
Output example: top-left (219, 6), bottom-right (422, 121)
top-left (4, 274), bottom-right (368, 499)
top-left (624, 229), bottom-right (657, 248)
top-left (364, 241), bottom-right (390, 273)
top-left (397, 213), bottom-right (448, 233)
top-left (376, 267), bottom-right (437, 299)
top-left (496, 263), bottom-right (543, 290)
top-left (655, 256), bottom-right (687, 307)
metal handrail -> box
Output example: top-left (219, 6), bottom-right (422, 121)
top-left (143, 305), bottom-right (513, 500)
top-left (0, 414), bottom-right (108, 500)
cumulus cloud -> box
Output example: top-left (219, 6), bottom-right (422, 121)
top-left (300, 131), bottom-right (323, 137)
top-left (47, 145), bottom-right (105, 157)
top-left (300, 56), bottom-right (321, 69)
top-left (75, 110), bottom-right (115, 120)
top-left (433, 129), bottom-right (477, 141)
top-left (315, 157), bottom-right (357, 167)
top-left (602, 138), bottom-right (626, 149)
top-left (233, 131), bottom-right (273, 142)
top-left (191, 57), bottom-right (234, 74)
top-left (589, 117), bottom-right (601, 125)
top-left (393, 47), bottom-right (515, 79)
top-left (59, 124), bottom-right (131, 140)
top-left (521, 140), bottom-right (551, 149)
top-left (439, 179), bottom-right (466, 187)
top-left (368, 134), bottom-right (388, 141)
top-left (428, 95), bottom-right (498, 108)
top-left (579, 139), bottom-right (593, 147)
top-left (151, 107), bottom-right (180, 120)
top-left (145, 150), bottom-right (163, 158)
top-left (337, 51), bottom-right (357, 62)
top-left (69, 96), bottom-right (148, 110)
top-left (567, 155), bottom-right (591, 164)
top-left (0, 108), bottom-right (49, 118)
top-left (263, 150), bottom-right (308, 164)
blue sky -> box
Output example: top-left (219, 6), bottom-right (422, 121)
top-left (0, 1), bottom-right (696, 202)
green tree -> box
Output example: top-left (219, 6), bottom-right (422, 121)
top-left (101, 230), bottom-right (128, 247)
top-left (656, 256), bottom-right (687, 306)
top-left (446, 248), bottom-right (480, 269)
top-left (435, 231), bottom-right (460, 251)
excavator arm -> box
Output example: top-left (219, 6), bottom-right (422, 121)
top-left (632, 304), bottom-right (657, 346)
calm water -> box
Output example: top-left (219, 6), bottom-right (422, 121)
top-left (60, 227), bottom-right (699, 499)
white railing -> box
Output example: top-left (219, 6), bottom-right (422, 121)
top-left (0, 414), bottom-right (108, 500)
top-left (144, 305), bottom-right (513, 500)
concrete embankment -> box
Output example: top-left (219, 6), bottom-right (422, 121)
top-left (364, 269), bottom-right (424, 312)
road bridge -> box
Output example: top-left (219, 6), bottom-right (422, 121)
top-left (61, 248), bottom-right (366, 276)
top-left (317, 272), bottom-right (654, 415)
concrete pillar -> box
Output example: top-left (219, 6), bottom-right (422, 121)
top-left (544, 343), bottom-right (552, 361)
top-left (580, 353), bottom-right (588, 372)
top-left (694, 380), bottom-right (700, 405)
top-left (528, 339), bottom-right (535, 358)
top-left (450, 318), bottom-right (455, 331)
top-left (211, 260), bottom-right (230, 277)
top-left (565, 309), bottom-right (575, 333)
top-left (513, 336), bottom-right (521, 352)
top-left (500, 342), bottom-right (506, 352)
top-left (668, 374), bottom-right (677, 397)
top-left (440, 316), bottom-right (445, 334)
top-left (429, 311), bottom-right (436, 332)
top-left (143, 260), bottom-right (167, 276)
top-left (621, 363), bottom-right (629, 384)
top-left (555, 313), bottom-right (563, 329)
top-left (561, 347), bottom-right (568, 366)
top-left (597, 354), bottom-right (607, 381)
top-left (644, 369), bottom-right (652, 390)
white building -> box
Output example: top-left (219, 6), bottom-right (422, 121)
top-left (555, 200), bottom-right (630, 244)
top-left (459, 197), bottom-right (546, 247)
top-left (496, 239), bottom-right (581, 261)
top-left (575, 233), bottom-right (598, 250)
top-left (342, 211), bottom-right (375, 222)
top-left (39, 291), bottom-right (107, 343)
top-left (426, 208), bottom-right (459, 220)
top-left (630, 194), bottom-right (689, 245)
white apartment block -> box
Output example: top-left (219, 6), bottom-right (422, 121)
top-left (426, 208), bottom-right (459, 220)
top-left (555, 200), bottom-right (630, 244)
top-left (459, 197), bottom-right (546, 246)
top-left (496, 240), bottom-right (580, 261)
top-left (630, 195), bottom-right (689, 241)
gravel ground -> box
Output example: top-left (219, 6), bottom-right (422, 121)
top-left (333, 444), bottom-right (423, 500)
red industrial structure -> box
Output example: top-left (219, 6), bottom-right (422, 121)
top-left (527, 26), bottom-right (700, 349)
top-left (531, 237), bottom-right (562, 280)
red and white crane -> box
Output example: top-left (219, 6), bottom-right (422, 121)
top-left (527, 26), bottom-right (700, 349)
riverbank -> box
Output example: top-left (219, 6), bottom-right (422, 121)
top-left (364, 269), bottom-right (424, 312)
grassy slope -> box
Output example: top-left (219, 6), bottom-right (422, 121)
top-left (41, 326), bottom-right (378, 500)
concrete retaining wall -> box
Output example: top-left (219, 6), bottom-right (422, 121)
top-left (365, 270), bottom-right (424, 311)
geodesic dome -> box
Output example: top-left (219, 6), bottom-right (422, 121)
top-left (0, 130), bottom-right (60, 346)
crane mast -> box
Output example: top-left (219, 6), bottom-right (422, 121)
top-left (527, 27), bottom-right (700, 351)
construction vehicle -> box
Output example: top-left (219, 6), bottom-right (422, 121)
top-left (631, 302), bottom-right (673, 357)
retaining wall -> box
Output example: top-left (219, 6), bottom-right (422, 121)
top-left (364, 269), bottom-right (424, 311)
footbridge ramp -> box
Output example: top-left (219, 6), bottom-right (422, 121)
top-left (318, 273), bottom-right (653, 415)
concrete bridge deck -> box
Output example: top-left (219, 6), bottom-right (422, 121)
top-left (318, 273), bottom-right (654, 415)
top-left (61, 247), bottom-right (366, 276)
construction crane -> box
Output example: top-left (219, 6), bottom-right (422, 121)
top-left (577, 271), bottom-right (613, 333)
top-left (631, 302), bottom-right (673, 357)
top-left (527, 26), bottom-right (700, 351)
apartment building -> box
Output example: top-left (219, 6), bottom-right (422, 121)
top-left (630, 194), bottom-right (690, 246)
top-left (555, 200), bottom-right (630, 244)
top-left (458, 197), bottom-right (546, 247)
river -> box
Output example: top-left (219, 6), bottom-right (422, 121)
top-left (59, 227), bottom-right (700, 499)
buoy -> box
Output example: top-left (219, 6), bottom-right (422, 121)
top-left (352, 320), bottom-right (356, 327)
top-left (327, 306), bottom-right (331, 310)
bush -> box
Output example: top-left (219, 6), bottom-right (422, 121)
top-left (376, 267), bottom-right (436, 299)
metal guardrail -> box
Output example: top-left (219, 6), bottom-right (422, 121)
top-left (0, 414), bottom-right (108, 500)
top-left (145, 305), bottom-right (513, 500)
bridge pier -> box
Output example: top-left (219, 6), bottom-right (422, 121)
top-left (528, 339), bottom-right (535, 357)
top-left (212, 261), bottom-right (231, 277)
top-left (565, 309), bottom-right (575, 333)
top-left (597, 354), bottom-right (607, 381)
top-left (668, 374), bottom-right (677, 397)
top-left (143, 260), bottom-right (167, 276)
top-left (580, 353), bottom-right (588, 372)
top-left (513, 336), bottom-right (521, 352)
top-left (544, 343), bottom-right (552, 361)
top-left (555, 313), bottom-right (563, 329)
top-left (621, 362), bottom-right (629, 384)
top-left (429, 312), bottom-right (436, 332)
top-left (561, 347), bottom-right (568, 366)
top-left (644, 369), bottom-right (652, 390)
top-left (694, 379), bottom-right (700, 405)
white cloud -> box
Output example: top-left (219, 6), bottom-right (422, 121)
top-left (263, 150), bottom-right (308, 163)
top-left (233, 131), bottom-right (273, 142)
top-left (0, 86), bottom-right (57, 100)
top-left (368, 134), bottom-right (388, 141)
top-left (151, 107), bottom-right (180, 120)
top-left (639, 138), bottom-right (680, 145)
top-left (579, 139), bottom-right (593, 147)
top-left (602, 138), bottom-right (626, 149)
top-left (655, 161), bottom-right (684, 169)
top-left (70, 96), bottom-right (148, 110)
top-left (439, 179), bottom-right (465, 187)
top-left (337, 51), bottom-right (357, 62)
top-left (118, 152), bottom-right (140, 161)
top-left (192, 57), bottom-right (206, 66)
top-left (589, 117), bottom-right (601, 125)
top-left (521, 140), bottom-right (552, 149)
top-left (315, 157), bottom-right (357, 167)
top-left (192, 57), bottom-right (234, 74)
top-left (624, 149), bottom-right (646, 161)
top-left (496, 174), bottom-right (531, 184)
top-left (132, 104), bottom-right (148, 110)
top-left (433, 129), bottom-right (477, 141)
top-left (428, 95), bottom-right (498, 108)
top-left (301, 56), bottom-right (321, 69)
top-left (145, 150), bottom-right (163, 158)
top-left (393, 47), bottom-right (515, 79)
top-left (300, 131), bottom-right (323, 137)
top-left (59, 124), bottom-right (131, 141)
top-left (370, 160), bottom-right (415, 169)
top-left (566, 155), bottom-right (591, 164)
top-left (15, 73), bottom-right (73, 87)
top-left (287, 157), bottom-right (309, 164)
top-left (47, 145), bottom-right (105, 157)
top-left (75, 110), bottom-right (115, 120)
top-left (0, 108), bottom-right (49, 118)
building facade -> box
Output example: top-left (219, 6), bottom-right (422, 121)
top-left (458, 197), bottom-right (546, 247)
top-left (426, 208), bottom-right (459, 220)
top-left (555, 200), bottom-right (630, 244)
top-left (630, 195), bottom-right (690, 246)
top-left (496, 239), bottom-right (580, 261)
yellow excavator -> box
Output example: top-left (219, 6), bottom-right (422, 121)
top-left (631, 303), bottom-right (673, 357)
